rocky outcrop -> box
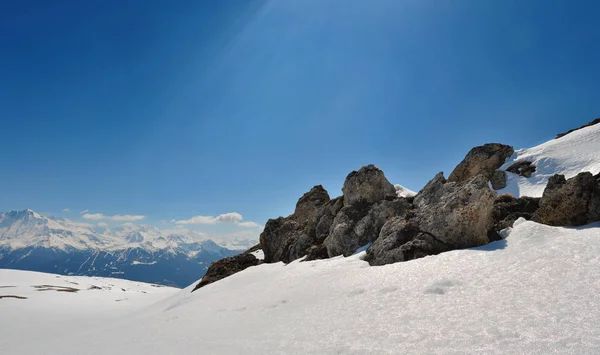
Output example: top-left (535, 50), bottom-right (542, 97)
top-left (488, 194), bottom-right (540, 241)
top-left (448, 144), bottom-right (514, 183)
top-left (260, 186), bottom-right (332, 263)
top-left (506, 161), bottom-right (536, 178)
top-left (366, 173), bottom-right (496, 265)
top-left (533, 172), bottom-right (600, 226)
top-left (192, 245), bottom-right (262, 292)
top-left (324, 199), bottom-right (410, 257)
top-left (342, 165), bottom-right (397, 206)
top-left (490, 170), bottom-right (507, 190)
top-left (556, 118), bottom-right (600, 139)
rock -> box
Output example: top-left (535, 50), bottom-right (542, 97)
top-left (555, 118), bottom-right (600, 139)
top-left (304, 244), bottom-right (329, 261)
top-left (293, 185), bottom-right (330, 224)
top-left (490, 170), bottom-right (507, 190)
top-left (488, 194), bottom-right (540, 241)
top-left (324, 199), bottom-right (411, 257)
top-left (342, 165), bottom-right (396, 206)
top-left (506, 161), bottom-right (536, 178)
top-left (192, 246), bottom-right (261, 292)
top-left (414, 173), bottom-right (495, 248)
top-left (448, 143), bottom-right (514, 183)
top-left (534, 172), bottom-right (600, 226)
top-left (365, 218), bottom-right (449, 266)
top-left (313, 196), bottom-right (344, 244)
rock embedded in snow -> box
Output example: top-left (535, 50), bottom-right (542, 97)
top-left (192, 245), bottom-right (262, 291)
top-left (342, 164), bottom-right (397, 206)
top-left (533, 172), bottom-right (600, 226)
top-left (555, 117), bottom-right (600, 139)
top-left (447, 143), bottom-right (514, 183)
top-left (506, 160), bottom-right (536, 178)
top-left (490, 170), bottom-right (507, 190)
top-left (489, 194), bottom-right (540, 241)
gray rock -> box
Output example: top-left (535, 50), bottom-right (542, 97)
top-left (534, 172), bottom-right (600, 226)
top-left (324, 198), bottom-right (411, 257)
top-left (259, 217), bottom-right (304, 263)
top-left (342, 165), bottom-right (396, 206)
top-left (488, 194), bottom-right (540, 241)
top-left (313, 196), bottom-right (344, 244)
top-left (293, 185), bottom-right (330, 224)
top-left (448, 143), bottom-right (514, 183)
top-left (506, 161), bottom-right (536, 178)
top-left (192, 245), bottom-right (261, 292)
top-left (414, 173), bottom-right (495, 248)
top-left (490, 170), bottom-right (507, 190)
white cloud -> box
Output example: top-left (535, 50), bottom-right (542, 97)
top-left (238, 221), bottom-right (263, 228)
top-left (173, 212), bottom-right (261, 230)
top-left (63, 208), bottom-right (70, 212)
top-left (174, 212), bottom-right (243, 225)
top-left (69, 221), bottom-right (95, 228)
top-left (82, 213), bottom-right (146, 221)
top-left (80, 209), bottom-right (89, 214)
top-left (97, 222), bottom-right (109, 228)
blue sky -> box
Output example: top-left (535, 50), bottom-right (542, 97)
top-left (1, 0), bottom-right (599, 241)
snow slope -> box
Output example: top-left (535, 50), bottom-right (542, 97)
top-left (4, 219), bottom-right (600, 354)
top-left (0, 270), bottom-right (178, 345)
top-left (499, 123), bottom-right (600, 197)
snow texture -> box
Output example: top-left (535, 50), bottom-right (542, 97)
top-left (498, 123), bottom-right (600, 197)
top-left (3, 219), bottom-right (600, 354)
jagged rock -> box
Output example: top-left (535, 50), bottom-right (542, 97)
top-left (260, 185), bottom-right (333, 263)
top-left (342, 165), bottom-right (396, 206)
top-left (192, 246), bottom-right (261, 292)
top-left (506, 161), bottom-right (536, 178)
top-left (293, 185), bottom-right (330, 224)
top-left (414, 173), bottom-right (495, 248)
top-left (448, 143), bottom-right (514, 183)
top-left (488, 194), bottom-right (540, 241)
top-left (490, 170), bottom-right (507, 190)
top-left (312, 196), bottom-right (344, 244)
top-left (555, 118), bottom-right (600, 139)
top-left (366, 173), bottom-right (495, 265)
top-left (534, 172), bottom-right (600, 226)
top-left (324, 199), bottom-right (410, 257)
top-left (304, 244), bottom-right (329, 261)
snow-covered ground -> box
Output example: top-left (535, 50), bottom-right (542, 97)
top-left (0, 270), bottom-right (178, 347)
top-left (499, 123), bottom-right (600, 197)
top-left (3, 219), bottom-right (600, 354)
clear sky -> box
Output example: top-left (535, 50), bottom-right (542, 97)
top-left (1, 0), bottom-right (599, 242)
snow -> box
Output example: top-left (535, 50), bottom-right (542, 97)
top-left (0, 270), bottom-right (178, 346)
top-left (498, 123), bottom-right (600, 197)
top-left (3, 220), bottom-right (600, 354)
top-left (250, 249), bottom-right (264, 260)
top-left (394, 184), bottom-right (417, 198)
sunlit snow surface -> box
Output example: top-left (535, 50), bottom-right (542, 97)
top-left (3, 219), bottom-right (600, 354)
top-left (499, 123), bottom-right (600, 197)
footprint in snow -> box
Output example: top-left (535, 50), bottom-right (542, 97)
top-left (348, 288), bottom-right (366, 297)
top-left (424, 279), bottom-right (460, 295)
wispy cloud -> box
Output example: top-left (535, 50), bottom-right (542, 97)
top-left (82, 213), bottom-right (146, 221)
top-left (62, 208), bottom-right (70, 212)
top-left (80, 209), bottom-right (89, 214)
top-left (173, 212), bottom-right (261, 228)
top-left (97, 222), bottom-right (109, 228)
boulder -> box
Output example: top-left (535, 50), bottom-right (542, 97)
top-left (506, 161), bottom-right (536, 178)
top-left (324, 199), bottom-right (411, 257)
top-left (293, 185), bottom-right (330, 224)
top-left (448, 143), bottom-right (514, 183)
top-left (304, 244), bottom-right (329, 261)
top-left (488, 194), bottom-right (540, 241)
top-left (366, 173), bottom-right (496, 266)
top-left (490, 170), bottom-right (507, 190)
top-left (533, 172), bottom-right (600, 226)
top-left (342, 165), bottom-right (396, 206)
top-left (413, 173), bottom-right (495, 248)
top-left (192, 246), bottom-right (261, 292)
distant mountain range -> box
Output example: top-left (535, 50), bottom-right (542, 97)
top-left (0, 209), bottom-right (253, 287)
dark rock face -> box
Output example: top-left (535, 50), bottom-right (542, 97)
top-left (324, 199), bottom-right (410, 257)
top-left (366, 173), bottom-right (496, 266)
top-left (293, 185), bottom-right (330, 224)
top-left (313, 197), bottom-right (344, 244)
top-left (304, 244), bottom-right (329, 261)
top-left (534, 172), bottom-right (600, 226)
top-left (490, 170), bottom-right (507, 190)
top-left (342, 165), bottom-right (397, 206)
top-left (506, 161), bottom-right (537, 178)
top-left (488, 194), bottom-right (540, 241)
top-left (448, 144), bottom-right (514, 183)
top-left (192, 246), bottom-right (261, 292)
top-left (555, 118), bottom-right (600, 139)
